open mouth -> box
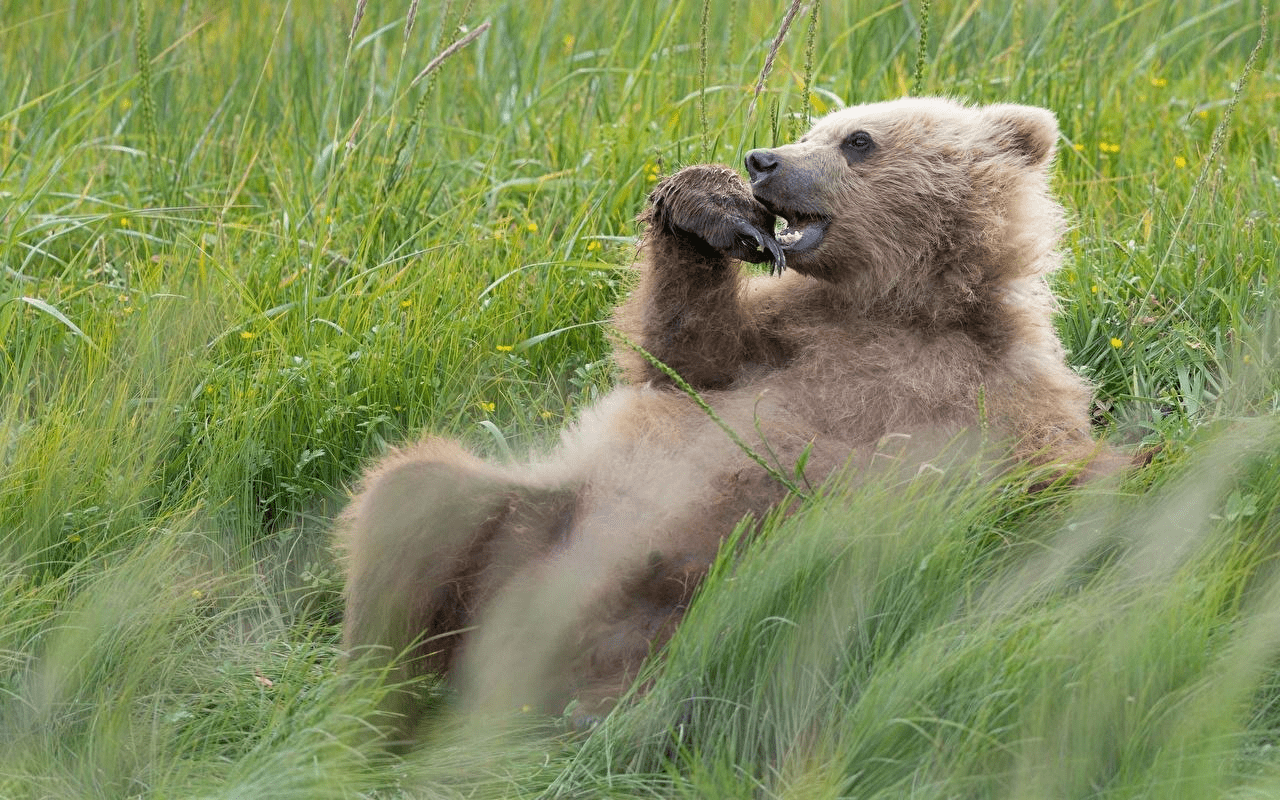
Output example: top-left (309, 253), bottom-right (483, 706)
top-left (773, 216), bottom-right (829, 254)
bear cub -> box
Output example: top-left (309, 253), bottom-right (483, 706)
top-left (337, 97), bottom-right (1116, 742)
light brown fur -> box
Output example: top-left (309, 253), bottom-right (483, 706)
top-left (337, 97), bottom-right (1119, 743)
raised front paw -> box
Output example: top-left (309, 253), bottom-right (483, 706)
top-left (644, 164), bottom-right (786, 273)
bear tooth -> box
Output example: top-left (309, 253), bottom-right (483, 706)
top-left (776, 229), bottom-right (803, 245)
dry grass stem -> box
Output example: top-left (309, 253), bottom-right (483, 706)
top-left (348, 0), bottom-right (368, 40)
top-left (412, 20), bottom-right (491, 87)
top-left (405, 0), bottom-right (421, 39)
top-left (750, 0), bottom-right (805, 118)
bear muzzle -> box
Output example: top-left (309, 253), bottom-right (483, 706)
top-left (745, 147), bottom-right (833, 258)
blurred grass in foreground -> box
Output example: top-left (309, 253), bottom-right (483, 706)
top-left (1, 0), bottom-right (1277, 796)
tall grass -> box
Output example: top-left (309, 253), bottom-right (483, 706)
top-left (1, 0), bottom-right (1276, 796)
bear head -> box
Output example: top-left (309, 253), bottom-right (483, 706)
top-left (746, 97), bottom-right (1065, 326)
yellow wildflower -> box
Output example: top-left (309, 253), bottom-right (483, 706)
top-left (1197, 110), bottom-right (1209, 120)
top-left (479, 401), bottom-right (496, 413)
top-left (1072, 143), bottom-right (1084, 152)
top-left (496, 344), bottom-right (513, 352)
top-left (1175, 156), bottom-right (1187, 169)
top-left (526, 222), bottom-right (539, 233)
top-left (191, 589), bottom-right (203, 599)
top-left (66, 534), bottom-right (81, 543)
top-left (586, 240), bottom-right (601, 252)
top-left (1091, 285), bottom-right (1099, 294)
top-left (1110, 337), bottom-right (1124, 349)
top-left (240, 331), bottom-right (256, 340)
top-left (401, 299), bottom-right (412, 308)
top-left (1150, 77), bottom-right (1168, 87)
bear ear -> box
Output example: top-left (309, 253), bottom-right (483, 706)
top-left (983, 104), bottom-right (1059, 167)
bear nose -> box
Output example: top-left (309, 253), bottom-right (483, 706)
top-left (745, 149), bottom-right (778, 182)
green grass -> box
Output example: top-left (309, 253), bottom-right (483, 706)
top-left (1, 0), bottom-right (1277, 796)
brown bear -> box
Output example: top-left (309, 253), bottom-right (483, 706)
top-left (337, 97), bottom-right (1118, 742)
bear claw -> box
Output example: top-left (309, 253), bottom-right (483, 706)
top-left (729, 220), bottom-right (786, 275)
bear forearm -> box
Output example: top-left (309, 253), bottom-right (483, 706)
top-left (613, 165), bottom-right (779, 389)
top-left (614, 236), bottom-right (754, 389)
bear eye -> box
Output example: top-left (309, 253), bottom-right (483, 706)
top-left (841, 131), bottom-right (875, 164)
top-left (848, 132), bottom-right (872, 149)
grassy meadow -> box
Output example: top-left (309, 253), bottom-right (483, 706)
top-left (1, 0), bottom-right (1278, 796)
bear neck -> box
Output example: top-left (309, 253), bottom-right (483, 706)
top-left (817, 241), bottom-right (1061, 362)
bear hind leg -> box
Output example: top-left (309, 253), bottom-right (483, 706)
top-left (337, 438), bottom-right (576, 744)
